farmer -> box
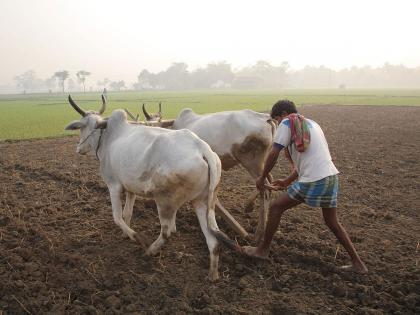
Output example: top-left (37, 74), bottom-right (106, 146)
top-left (243, 99), bottom-right (368, 274)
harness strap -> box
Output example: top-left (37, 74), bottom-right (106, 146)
top-left (78, 129), bottom-right (104, 161)
top-left (95, 129), bottom-right (104, 160)
top-left (79, 129), bottom-right (96, 146)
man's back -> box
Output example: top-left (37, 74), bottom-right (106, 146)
top-left (274, 117), bottom-right (339, 182)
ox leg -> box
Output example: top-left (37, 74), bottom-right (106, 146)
top-left (192, 200), bottom-right (220, 282)
top-left (244, 190), bottom-right (259, 213)
top-left (146, 203), bottom-right (176, 256)
top-left (254, 190), bottom-right (270, 245)
top-left (240, 158), bottom-right (267, 212)
top-left (109, 186), bottom-right (138, 241)
top-left (240, 160), bottom-right (271, 244)
top-left (123, 192), bottom-right (136, 227)
top-left (243, 174), bottom-right (271, 212)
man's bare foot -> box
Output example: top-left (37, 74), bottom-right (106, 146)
top-left (339, 262), bottom-right (368, 274)
top-left (242, 246), bottom-right (269, 260)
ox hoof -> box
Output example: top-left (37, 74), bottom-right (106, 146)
top-left (339, 264), bottom-right (368, 275)
top-left (253, 232), bottom-right (264, 247)
top-left (244, 202), bottom-right (254, 213)
top-left (208, 271), bottom-right (219, 282)
top-left (145, 246), bottom-right (159, 256)
top-left (133, 232), bottom-right (149, 249)
top-left (242, 246), bottom-right (269, 260)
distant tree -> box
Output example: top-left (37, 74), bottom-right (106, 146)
top-left (290, 65), bottom-right (334, 88)
top-left (132, 61), bottom-right (420, 90)
top-left (76, 70), bottom-right (91, 92)
top-left (190, 68), bottom-right (209, 89)
top-left (238, 60), bottom-right (289, 88)
top-left (207, 61), bottom-right (235, 85)
top-left (135, 69), bottom-right (155, 89)
top-left (14, 70), bottom-right (42, 92)
top-left (54, 70), bottom-right (69, 93)
top-left (253, 60), bottom-right (275, 87)
top-left (109, 80), bottom-right (126, 91)
top-left (190, 62), bottom-right (234, 89)
top-left (277, 61), bottom-right (290, 87)
top-left (67, 78), bottom-right (77, 91)
top-left (161, 62), bottom-right (189, 89)
top-left (97, 78), bottom-right (111, 89)
top-left (280, 61), bottom-right (290, 71)
top-left (44, 76), bottom-right (57, 92)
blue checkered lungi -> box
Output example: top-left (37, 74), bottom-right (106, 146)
top-left (287, 175), bottom-right (339, 208)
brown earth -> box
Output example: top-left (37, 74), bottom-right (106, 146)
top-left (0, 105), bottom-right (419, 314)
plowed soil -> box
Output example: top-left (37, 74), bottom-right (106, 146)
top-left (1, 105), bottom-right (419, 314)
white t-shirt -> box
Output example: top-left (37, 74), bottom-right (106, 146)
top-left (273, 117), bottom-right (339, 182)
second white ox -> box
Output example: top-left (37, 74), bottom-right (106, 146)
top-left (65, 96), bottom-right (226, 281)
top-left (143, 105), bottom-right (277, 243)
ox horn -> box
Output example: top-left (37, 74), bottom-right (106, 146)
top-left (68, 95), bottom-right (87, 117)
top-left (124, 108), bottom-right (139, 122)
top-left (142, 103), bottom-right (152, 120)
top-left (98, 94), bottom-right (106, 115)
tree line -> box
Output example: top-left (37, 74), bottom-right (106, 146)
top-left (14, 70), bottom-right (92, 94)
top-left (12, 61), bottom-right (420, 93)
top-left (134, 61), bottom-right (420, 89)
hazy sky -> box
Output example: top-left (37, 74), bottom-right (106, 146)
top-left (1, 0), bottom-right (419, 86)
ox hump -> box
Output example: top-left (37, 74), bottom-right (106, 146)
top-left (174, 108), bottom-right (199, 129)
top-left (178, 108), bottom-right (195, 117)
top-left (109, 109), bottom-right (128, 125)
top-left (181, 108), bottom-right (194, 113)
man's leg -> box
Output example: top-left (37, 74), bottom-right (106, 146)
top-left (322, 207), bottom-right (368, 274)
top-left (243, 193), bottom-right (301, 258)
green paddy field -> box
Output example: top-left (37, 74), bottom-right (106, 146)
top-left (1, 89), bottom-right (420, 140)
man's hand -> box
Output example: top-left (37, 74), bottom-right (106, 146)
top-left (264, 179), bottom-right (289, 191)
top-left (272, 179), bottom-right (289, 189)
top-left (256, 146), bottom-right (281, 192)
top-left (256, 176), bottom-right (266, 191)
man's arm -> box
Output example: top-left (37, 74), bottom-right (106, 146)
top-left (283, 169), bottom-right (298, 185)
top-left (256, 144), bottom-right (282, 191)
top-left (269, 169), bottom-right (298, 190)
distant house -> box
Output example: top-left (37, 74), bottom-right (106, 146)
top-left (133, 82), bottom-right (153, 90)
top-left (210, 80), bottom-right (231, 89)
top-left (232, 76), bottom-right (262, 89)
top-left (132, 82), bottom-right (165, 90)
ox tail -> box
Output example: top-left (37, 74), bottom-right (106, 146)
top-left (201, 143), bottom-right (244, 253)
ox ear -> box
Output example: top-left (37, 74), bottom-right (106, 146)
top-left (65, 120), bottom-right (84, 130)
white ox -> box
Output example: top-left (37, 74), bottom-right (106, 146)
top-left (143, 105), bottom-right (276, 243)
top-left (64, 96), bottom-right (229, 281)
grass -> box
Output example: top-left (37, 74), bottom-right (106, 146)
top-left (1, 89), bottom-right (420, 140)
